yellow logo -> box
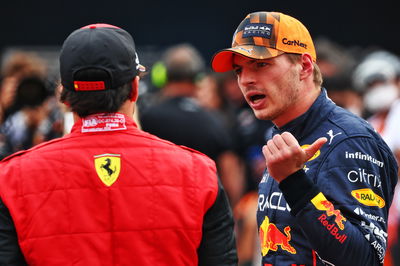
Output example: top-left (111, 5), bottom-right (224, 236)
top-left (94, 154), bottom-right (121, 186)
top-left (301, 144), bottom-right (320, 161)
top-left (259, 216), bottom-right (296, 256)
top-left (351, 188), bottom-right (385, 208)
top-left (311, 193), bottom-right (346, 230)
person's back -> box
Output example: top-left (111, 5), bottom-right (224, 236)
top-left (0, 24), bottom-right (237, 265)
top-left (0, 113), bottom-right (227, 265)
top-left (141, 96), bottom-right (231, 161)
top-left (140, 44), bottom-right (245, 207)
top-left (140, 44), bottom-right (232, 161)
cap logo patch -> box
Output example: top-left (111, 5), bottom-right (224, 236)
top-left (282, 38), bottom-right (308, 49)
top-left (74, 81), bottom-right (106, 91)
top-left (242, 23), bottom-right (273, 39)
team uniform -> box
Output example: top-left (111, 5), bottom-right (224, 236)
top-left (257, 90), bottom-right (398, 265)
top-left (0, 113), bottom-right (237, 265)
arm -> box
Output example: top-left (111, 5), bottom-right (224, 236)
top-left (263, 132), bottom-right (397, 265)
top-left (217, 150), bottom-right (245, 207)
top-left (0, 198), bottom-right (27, 265)
top-left (197, 178), bottom-right (238, 266)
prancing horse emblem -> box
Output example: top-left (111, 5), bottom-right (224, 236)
top-left (94, 154), bottom-right (121, 186)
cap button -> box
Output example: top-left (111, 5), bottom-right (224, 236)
top-left (89, 25), bottom-right (97, 29)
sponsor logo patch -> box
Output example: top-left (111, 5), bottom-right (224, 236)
top-left (361, 221), bottom-right (388, 244)
top-left (281, 38), bottom-right (308, 49)
top-left (311, 192), bottom-right (346, 230)
top-left (300, 144), bottom-right (320, 161)
top-left (326, 129), bottom-right (342, 145)
top-left (345, 151), bottom-right (384, 167)
top-left (259, 216), bottom-right (296, 256)
top-left (354, 207), bottom-right (385, 223)
top-left (351, 188), bottom-right (385, 208)
top-left (311, 193), bottom-right (348, 244)
top-left (82, 113), bottom-right (127, 132)
top-left (242, 23), bottom-right (273, 38)
top-left (258, 192), bottom-right (291, 212)
top-left (347, 168), bottom-right (381, 188)
top-left (94, 153), bottom-right (121, 186)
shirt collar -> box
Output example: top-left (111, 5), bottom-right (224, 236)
top-left (71, 112), bottom-right (138, 134)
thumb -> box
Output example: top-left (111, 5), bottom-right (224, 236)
top-left (304, 137), bottom-right (327, 161)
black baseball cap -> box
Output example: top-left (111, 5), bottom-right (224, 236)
top-left (60, 23), bottom-right (145, 91)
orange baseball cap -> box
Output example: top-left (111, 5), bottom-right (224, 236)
top-left (211, 11), bottom-right (316, 72)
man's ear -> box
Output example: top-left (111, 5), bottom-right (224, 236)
top-left (299, 53), bottom-right (314, 81)
top-left (58, 84), bottom-right (70, 107)
top-left (130, 76), bottom-right (140, 102)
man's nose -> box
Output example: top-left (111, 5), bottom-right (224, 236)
top-left (238, 68), bottom-right (256, 86)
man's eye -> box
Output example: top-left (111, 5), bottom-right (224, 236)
top-left (233, 68), bottom-right (242, 75)
top-left (256, 62), bottom-right (268, 68)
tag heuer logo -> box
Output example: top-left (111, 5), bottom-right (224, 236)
top-left (94, 154), bottom-right (121, 186)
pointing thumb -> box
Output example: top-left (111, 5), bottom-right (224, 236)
top-left (304, 137), bottom-right (327, 161)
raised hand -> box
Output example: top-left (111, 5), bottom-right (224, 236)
top-left (262, 132), bottom-right (327, 182)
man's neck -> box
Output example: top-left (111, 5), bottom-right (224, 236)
top-left (273, 87), bottom-right (321, 128)
top-left (72, 100), bottom-right (135, 122)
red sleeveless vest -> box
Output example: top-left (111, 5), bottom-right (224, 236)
top-left (0, 113), bottom-right (218, 265)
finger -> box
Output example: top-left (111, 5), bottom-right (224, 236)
top-left (304, 137), bottom-right (327, 161)
top-left (262, 144), bottom-right (271, 160)
top-left (272, 134), bottom-right (288, 150)
top-left (266, 138), bottom-right (280, 155)
top-left (281, 132), bottom-right (300, 147)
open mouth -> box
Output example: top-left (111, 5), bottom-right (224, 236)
top-left (249, 94), bottom-right (266, 104)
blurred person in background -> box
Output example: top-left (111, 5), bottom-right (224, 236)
top-left (140, 43), bottom-right (245, 207)
top-left (0, 52), bottom-right (63, 159)
top-left (212, 11), bottom-right (397, 265)
top-left (314, 37), bottom-right (363, 117)
top-left (353, 49), bottom-right (400, 266)
top-left (196, 71), bottom-right (272, 265)
top-left (0, 52), bottom-right (48, 122)
top-left (352, 50), bottom-right (400, 123)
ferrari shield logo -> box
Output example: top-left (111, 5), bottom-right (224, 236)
top-left (94, 154), bottom-right (121, 186)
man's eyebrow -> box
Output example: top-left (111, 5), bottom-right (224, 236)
top-left (232, 63), bottom-right (240, 68)
top-left (232, 59), bottom-right (257, 68)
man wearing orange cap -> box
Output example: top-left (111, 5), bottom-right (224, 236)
top-left (212, 11), bottom-right (398, 265)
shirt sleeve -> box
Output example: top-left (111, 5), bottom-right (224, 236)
top-left (197, 178), bottom-right (238, 266)
top-left (0, 197), bottom-right (27, 265)
top-left (279, 137), bottom-right (398, 265)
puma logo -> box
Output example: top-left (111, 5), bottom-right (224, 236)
top-left (327, 130), bottom-right (342, 145)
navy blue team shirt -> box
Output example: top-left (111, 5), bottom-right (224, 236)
top-left (257, 89), bottom-right (398, 266)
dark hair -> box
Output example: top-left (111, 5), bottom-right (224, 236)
top-left (5, 76), bottom-right (51, 117)
top-left (59, 68), bottom-right (132, 117)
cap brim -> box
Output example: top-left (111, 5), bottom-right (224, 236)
top-left (211, 45), bottom-right (283, 72)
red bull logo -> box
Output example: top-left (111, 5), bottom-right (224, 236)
top-left (311, 193), bottom-right (346, 230)
top-left (311, 193), bottom-right (348, 244)
top-left (259, 216), bottom-right (296, 256)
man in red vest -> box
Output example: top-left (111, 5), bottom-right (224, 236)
top-left (0, 23), bottom-right (237, 265)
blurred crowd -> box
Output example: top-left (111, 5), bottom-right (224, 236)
top-left (1, 38), bottom-right (400, 266)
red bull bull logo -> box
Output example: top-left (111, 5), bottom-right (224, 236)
top-left (259, 216), bottom-right (296, 256)
top-left (311, 192), bottom-right (346, 229)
